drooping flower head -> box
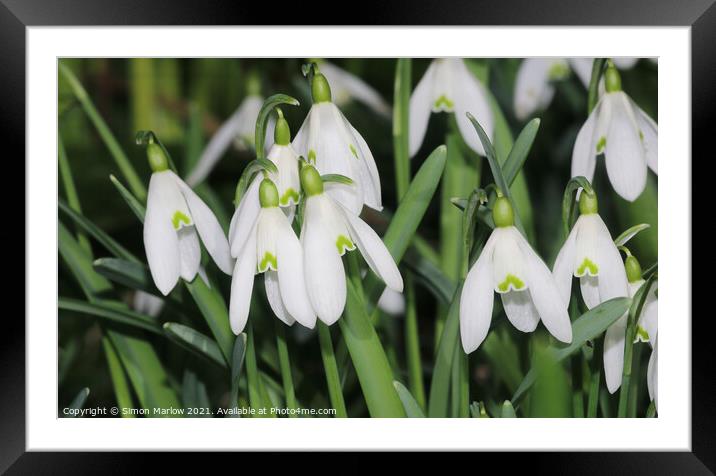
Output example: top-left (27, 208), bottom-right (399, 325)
top-left (143, 142), bottom-right (233, 295)
top-left (299, 164), bottom-right (403, 325)
top-left (552, 190), bottom-right (629, 393)
top-left (186, 71), bottom-right (275, 187)
top-left (460, 195), bottom-right (572, 353)
top-left (409, 58), bottom-right (493, 157)
top-left (229, 178), bottom-right (315, 334)
top-left (292, 65), bottom-right (382, 215)
top-left (625, 254), bottom-right (658, 346)
top-left (571, 62), bottom-right (658, 201)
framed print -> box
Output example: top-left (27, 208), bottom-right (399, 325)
top-left (2, 0), bottom-right (711, 469)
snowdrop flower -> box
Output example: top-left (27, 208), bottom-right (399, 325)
top-left (229, 178), bottom-right (315, 334)
top-left (299, 164), bottom-right (403, 325)
top-left (514, 58), bottom-right (570, 121)
top-left (569, 57), bottom-right (639, 87)
top-left (143, 143), bottom-right (233, 296)
top-left (626, 255), bottom-right (658, 346)
top-left (186, 74), bottom-right (275, 186)
top-left (460, 195), bottom-right (572, 353)
top-left (410, 58), bottom-right (493, 157)
top-left (572, 62), bottom-right (658, 202)
top-left (647, 337), bottom-right (658, 410)
top-left (292, 66), bottom-right (382, 215)
top-left (319, 60), bottom-right (391, 118)
top-left (552, 191), bottom-right (629, 392)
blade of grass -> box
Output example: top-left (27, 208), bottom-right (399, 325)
top-left (66, 388), bottom-right (90, 416)
top-left (59, 61), bottom-right (146, 201)
top-left (393, 380), bottom-right (426, 417)
top-left (162, 322), bottom-right (226, 368)
top-left (229, 333), bottom-right (248, 417)
top-left (274, 321), bottom-right (299, 417)
top-left (59, 297), bottom-right (162, 335)
top-left (101, 336), bottom-right (135, 417)
top-left (58, 134), bottom-right (92, 255)
top-left (318, 322), bottom-right (348, 418)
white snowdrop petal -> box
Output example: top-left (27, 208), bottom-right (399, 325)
top-left (636, 282), bottom-right (658, 345)
top-left (409, 60), bottom-right (438, 158)
top-left (613, 57), bottom-right (638, 69)
top-left (514, 230), bottom-right (573, 343)
top-left (177, 226), bottom-right (201, 282)
top-left (452, 59), bottom-right (493, 157)
top-left (229, 226), bottom-right (258, 335)
top-left (568, 58), bottom-right (592, 87)
top-left (340, 204), bottom-right (403, 293)
top-left (514, 58), bottom-right (556, 120)
top-left (276, 214), bottom-right (316, 329)
top-left (256, 208), bottom-right (281, 273)
top-left (346, 120), bottom-right (383, 211)
top-left (143, 172), bottom-right (182, 295)
top-left (501, 290), bottom-right (540, 333)
top-left (580, 275), bottom-right (601, 310)
top-left (574, 214), bottom-right (600, 278)
top-left (647, 338), bottom-right (658, 409)
top-left (264, 271), bottom-right (295, 327)
top-left (459, 233), bottom-right (498, 353)
top-left (593, 215), bottom-right (629, 302)
top-left (377, 288), bottom-right (406, 316)
top-left (267, 144), bottom-right (302, 207)
top-left (230, 176), bottom-right (262, 258)
top-left (552, 223), bottom-right (578, 307)
top-left (632, 99), bottom-right (658, 174)
top-left (604, 314), bottom-right (628, 393)
top-left (321, 61), bottom-right (391, 117)
top-left (571, 107), bottom-right (598, 183)
top-left (492, 228), bottom-right (526, 294)
top-left (604, 92), bottom-right (647, 201)
top-left (302, 197), bottom-right (347, 325)
top-left (176, 176), bottom-right (233, 275)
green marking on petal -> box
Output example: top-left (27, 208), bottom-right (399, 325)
top-left (258, 252), bottom-right (277, 272)
top-left (171, 211), bottom-right (191, 230)
top-left (308, 150), bottom-right (317, 164)
top-left (349, 144), bottom-right (359, 159)
top-left (279, 188), bottom-right (300, 206)
top-left (497, 274), bottom-right (525, 293)
top-left (336, 234), bottom-right (355, 255)
top-left (639, 130), bottom-right (644, 141)
top-left (634, 325), bottom-right (650, 343)
top-left (596, 136), bottom-right (606, 153)
top-left (434, 95), bottom-right (454, 110)
top-left (576, 257), bottom-right (599, 276)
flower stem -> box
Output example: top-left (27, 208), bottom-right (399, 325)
top-left (587, 58), bottom-right (607, 114)
top-left (59, 61), bottom-right (147, 202)
top-left (245, 322), bottom-right (267, 417)
top-left (393, 58), bottom-right (425, 410)
top-left (317, 322), bottom-right (348, 417)
top-left (586, 338), bottom-right (603, 417)
top-left (274, 321), bottom-right (298, 416)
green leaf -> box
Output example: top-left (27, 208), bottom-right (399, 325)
top-left (163, 322), bottom-right (227, 368)
top-left (233, 157), bottom-right (279, 205)
top-left (59, 61), bottom-right (147, 201)
top-left (184, 277), bottom-right (235, 364)
top-left (59, 222), bottom-right (112, 295)
top-left (59, 297), bottom-right (162, 335)
top-left (393, 380), bottom-right (426, 417)
top-left (110, 174), bottom-right (147, 223)
top-left (182, 368), bottom-right (211, 417)
top-left (503, 118), bottom-right (540, 185)
top-left (93, 257), bottom-right (153, 293)
top-left (255, 94), bottom-right (300, 159)
top-left (101, 336), bottom-right (135, 416)
top-left (511, 297), bottom-right (632, 404)
top-left (403, 249), bottom-right (455, 305)
top-left (339, 280), bottom-right (406, 417)
top-left (428, 280), bottom-right (463, 417)
top-left (67, 388), bottom-right (90, 416)
top-left (363, 145), bottom-right (447, 303)
top-left (614, 223), bottom-right (651, 247)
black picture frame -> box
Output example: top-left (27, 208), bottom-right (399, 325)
top-left (3, 0), bottom-right (708, 470)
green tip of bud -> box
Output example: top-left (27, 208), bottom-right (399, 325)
top-left (147, 143), bottom-right (169, 172)
top-left (300, 164), bottom-right (324, 197)
top-left (579, 190), bottom-right (599, 215)
top-left (605, 63), bottom-right (622, 93)
top-left (492, 196), bottom-right (514, 228)
top-left (259, 178), bottom-right (280, 208)
top-left (274, 108), bottom-right (291, 145)
top-left (625, 255), bottom-right (643, 283)
top-left (311, 73), bottom-right (332, 103)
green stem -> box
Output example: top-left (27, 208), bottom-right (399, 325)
top-left (59, 61), bottom-right (147, 202)
top-left (245, 323), bottom-right (266, 417)
top-left (571, 355), bottom-right (585, 417)
top-left (393, 58), bottom-right (425, 410)
top-left (274, 321), bottom-right (298, 416)
top-left (317, 322), bottom-right (348, 418)
top-left (587, 58), bottom-right (607, 114)
top-left (628, 343), bottom-right (643, 417)
top-left (586, 339), bottom-right (603, 417)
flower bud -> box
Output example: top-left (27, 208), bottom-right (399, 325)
top-left (605, 62), bottom-right (622, 93)
top-left (147, 143), bottom-right (169, 172)
top-left (492, 195), bottom-right (514, 228)
top-left (625, 255), bottom-right (643, 283)
top-left (259, 178), bottom-right (280, 208)
top-left (311, 72), bottom-right (332, 103)
top-left (274, 108), bottom-right (291, 146)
